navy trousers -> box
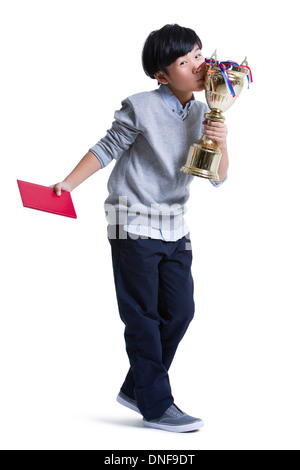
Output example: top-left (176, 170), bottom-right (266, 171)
top-left (109, 228), bottom-right (195, 421)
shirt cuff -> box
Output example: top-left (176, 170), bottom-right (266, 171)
top-left (210, 174), bottom-right (228, 187)
top-left (89, 148), bottom-right (105, 168)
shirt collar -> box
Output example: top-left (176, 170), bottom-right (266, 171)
top-left (158, 84), bottom-right (195, 120)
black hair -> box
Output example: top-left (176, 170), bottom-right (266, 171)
top-left (142, 24), bottom-right (202, 79)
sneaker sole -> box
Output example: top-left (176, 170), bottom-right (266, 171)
top-left (117, 394), bottom-right (141, 415)
top-left (143, 419), bottom-right (204, 433)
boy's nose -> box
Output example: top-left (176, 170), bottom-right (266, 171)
top-left (193, 59), bottom-right (205, 73)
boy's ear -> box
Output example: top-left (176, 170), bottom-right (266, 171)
top-left (154, 71), bottom-right (169, 85)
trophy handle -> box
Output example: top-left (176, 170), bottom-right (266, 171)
top-left (211, 49), bottom-right (218, 61)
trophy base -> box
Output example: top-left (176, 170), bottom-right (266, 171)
top-left (180, 141), bottom-right (221, 181)
top-left (181, 165), bottom-right (219, 181)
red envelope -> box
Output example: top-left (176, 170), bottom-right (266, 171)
top-left (17, 180), bottom-right (77, 219)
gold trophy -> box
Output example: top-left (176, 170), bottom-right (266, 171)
top-left (181, 51), bottom-right (251, 181)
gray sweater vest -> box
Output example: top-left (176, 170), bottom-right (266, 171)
top-left (90, 89), bottom-right (208, 230)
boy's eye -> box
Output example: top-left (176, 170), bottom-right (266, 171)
top-left (195, 54), bottom-right (202, 59)
top-left (180, 60), bottom-right (187, 66)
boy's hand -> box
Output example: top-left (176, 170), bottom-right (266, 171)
top-left (50, 180), bottom-right (72, 197)
top-left (203, 120), bottom-right (228, 149)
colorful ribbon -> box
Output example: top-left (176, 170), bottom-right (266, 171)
top-left (198, 59), bottom-right (253, 97)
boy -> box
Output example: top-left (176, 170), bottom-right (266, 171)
top-left (53, 24), bottom-right (228, 433)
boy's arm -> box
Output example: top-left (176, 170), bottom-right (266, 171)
top-left (52, 100), bottom-right (140, 196)
top-left (203, 120), bottom-right (229, 185)
top-left (53, 151), bottom-right (102, 196)
top-left (216, 143), bottom-right (229, 184)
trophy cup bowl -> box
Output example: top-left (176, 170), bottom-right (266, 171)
top-left (180, 55), bottom-right (250, 181)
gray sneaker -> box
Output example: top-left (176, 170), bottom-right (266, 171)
top-left (143, 404), bottom-right (204, 433)
top-left (117, 391), bottom-right (141, 415)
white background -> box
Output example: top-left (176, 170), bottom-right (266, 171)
top-left (1, 0), bottom-right (299, 450)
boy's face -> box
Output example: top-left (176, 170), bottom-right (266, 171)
top-left (155, 44), bottom-right (206, 95)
